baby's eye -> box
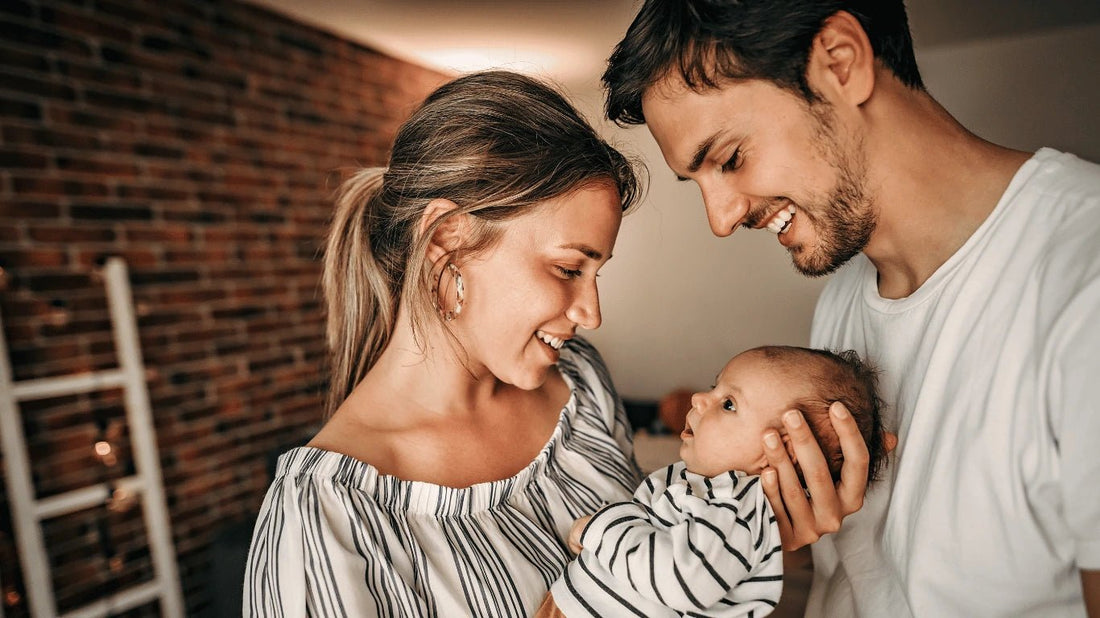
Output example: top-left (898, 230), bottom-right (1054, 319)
top-left (722, 399), bottom-right (736, 412)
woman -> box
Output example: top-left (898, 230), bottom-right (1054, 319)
top-left (244, 70), bottom-right (644, 616)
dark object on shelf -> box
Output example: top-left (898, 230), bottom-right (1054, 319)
top-left (623, 398), bottom-right (658, 431)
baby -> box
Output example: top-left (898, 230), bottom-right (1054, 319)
top-left (539, 345), bottom-right (890, 617)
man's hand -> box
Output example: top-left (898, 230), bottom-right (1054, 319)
top-left (567, 515), bottom-right (592, 555)
top-left (760, 402), bottom-right (886, 550)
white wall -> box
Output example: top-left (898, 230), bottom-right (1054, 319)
top-left (566, 22), bottom-right (1099, 401)
top-left (917, 23), bottom-right (1100, 162)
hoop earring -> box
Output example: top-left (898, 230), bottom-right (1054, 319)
top-left (432, 262), bottom-right (464, 321)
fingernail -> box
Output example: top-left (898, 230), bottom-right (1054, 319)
top-left (784, 410), bottom-right (802, 428)
top-left (763, 469), bottom-right (777, 484)
top-left (831, 403), bottom-right (849, 419)
top-left (763, 432), bottom-right (779, 448)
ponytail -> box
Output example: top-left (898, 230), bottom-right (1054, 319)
top-left (322, 168), bottom-right (398, 416)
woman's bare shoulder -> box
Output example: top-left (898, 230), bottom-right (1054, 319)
top-left (307, 388), bottom-right (406, 471)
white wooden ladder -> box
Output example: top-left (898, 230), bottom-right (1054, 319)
top-left (0, 257), bottom-right (184, 617)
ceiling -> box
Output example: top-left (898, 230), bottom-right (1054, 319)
top-left (245, 0), bottom-right (1100, 91)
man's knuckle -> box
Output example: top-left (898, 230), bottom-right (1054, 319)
top-left (819, 516), bottom-right (842, 533)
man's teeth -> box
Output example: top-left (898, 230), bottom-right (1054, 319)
top-left (766, 205), bottom-right (796, 234)
top-left (536, 330), bottom-right (565, 350)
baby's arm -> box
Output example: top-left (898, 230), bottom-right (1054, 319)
top-left (579, 477), bottom-right (779, 612)
top-left (567, 515), bottom-right (591, 555)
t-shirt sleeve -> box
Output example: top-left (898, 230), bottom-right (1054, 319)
top-left (576, 469), bottom-right (782, 613)
top-left (1046, 276), bottom-right (1100, 569)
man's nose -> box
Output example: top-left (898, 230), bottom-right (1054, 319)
top-left (702, 189), bottom-right (751, 237)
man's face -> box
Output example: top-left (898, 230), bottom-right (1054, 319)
top-left (641, 77), bottom-right (876, 277)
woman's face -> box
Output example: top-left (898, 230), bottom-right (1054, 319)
top-left (450, 183), bottom-right (623, 390)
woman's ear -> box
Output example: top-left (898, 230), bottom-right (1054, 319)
top-left (419, 198), bottom-right (467, 263)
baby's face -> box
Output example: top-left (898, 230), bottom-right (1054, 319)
top-left (680, 351), bottom-right (803, 477)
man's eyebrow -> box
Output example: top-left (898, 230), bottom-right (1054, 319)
top-left (559, 243), bottom-right (604, 261)
top-left (675, 132), bottom-right (721, 182)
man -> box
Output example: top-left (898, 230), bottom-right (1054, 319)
top-left (603, 1), bottom-right (1100, 616)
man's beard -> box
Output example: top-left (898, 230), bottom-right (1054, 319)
top-left (788, 102), bottom-right (876, 277)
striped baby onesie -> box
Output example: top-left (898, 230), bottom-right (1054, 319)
top-left (550, 461), bottom-right (783, 617)
top-left (243, 338), bottom-right (642, 617)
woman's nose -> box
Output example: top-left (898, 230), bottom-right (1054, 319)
top-left (566, 281), bottom-right (601, 330)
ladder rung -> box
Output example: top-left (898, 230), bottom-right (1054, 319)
top-left (12, 369), bottom-right (126, 402)
top-left (34, 476), bottom-right (145, 520)
top-left (58, 579), bottom-right (164, 618)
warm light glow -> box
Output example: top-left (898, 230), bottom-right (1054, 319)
top-left (94, 441), bottom-right (113, 457)
top-left (417, 47), bottom-right (561, 77)
top-left (109, 487), bottom-right (135, 513)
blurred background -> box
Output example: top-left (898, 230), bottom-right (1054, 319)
top-left (0, 0), bottom-right (1097, 615)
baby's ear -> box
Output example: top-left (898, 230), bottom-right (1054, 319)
top-left (781, 432), bottom-right (799, 465)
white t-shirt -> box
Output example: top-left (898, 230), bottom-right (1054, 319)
top-left (808, 148), bottom-right (1100, 617)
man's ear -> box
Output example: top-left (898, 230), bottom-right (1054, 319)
top-left (806, 10), bottom-right (875, 107)
top-left (419, 198), bottom-right (467, 263)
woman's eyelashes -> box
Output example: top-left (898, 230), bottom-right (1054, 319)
top-left (721, 147), bottom-right (742, 173)
top-left (555, 265), bottom-right (583, 279)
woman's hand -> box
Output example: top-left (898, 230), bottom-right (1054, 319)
top-left (567, 515), bottom-right (592, 555)
top-left (760, 402), bottom-right (872, 551)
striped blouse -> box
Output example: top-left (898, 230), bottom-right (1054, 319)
top-left (550, 462), bottom-right (783, 617)
top-left (244, 338), bottom-right (642, 617)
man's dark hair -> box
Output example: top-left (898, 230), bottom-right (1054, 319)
top-left (603, 0), bottom-right (925, 125)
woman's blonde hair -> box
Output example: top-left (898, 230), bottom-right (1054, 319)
top-left (322, 70), bottom-right (642, 415)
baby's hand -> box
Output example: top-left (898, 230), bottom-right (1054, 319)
top-left (567, 515), bottom-right (592, 555)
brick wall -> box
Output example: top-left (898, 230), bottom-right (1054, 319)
top-left (0, 0), bottom-right (448, 614)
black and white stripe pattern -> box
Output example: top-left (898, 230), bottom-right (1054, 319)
top-left (550, 461), bottom-right (783, 617)
top-left (244, 338), bottom-right (642, 617)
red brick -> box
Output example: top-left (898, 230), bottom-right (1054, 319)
top-left (55, 155), bottom-right (141, 177)
top-left (0, 0), bottom-right (448, 612)
top-left (73, 247), bottom-right (159, 269)
top-left (27, 225), bottom-right (116, 243)
top-left (2, 124), bottom-right (104, 149)
top-left (46, 105), bottom-right (140, 132)
top-left (42, 5), bottom-right (136, 45)
top-left (10, 176), bottom-right (110, 197)
top-left (0, 200), bottom-right (61, 218)
top-left (0, 20), bottom-right (93, 57)
top-left (0, 248), bottom-right (68, 268)
top-left (70, 203), bottom-right (154, 221)
top-left (123, 226), bottom-right (193, 243)
top-left (0, 149), bottom-right (51, 169)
